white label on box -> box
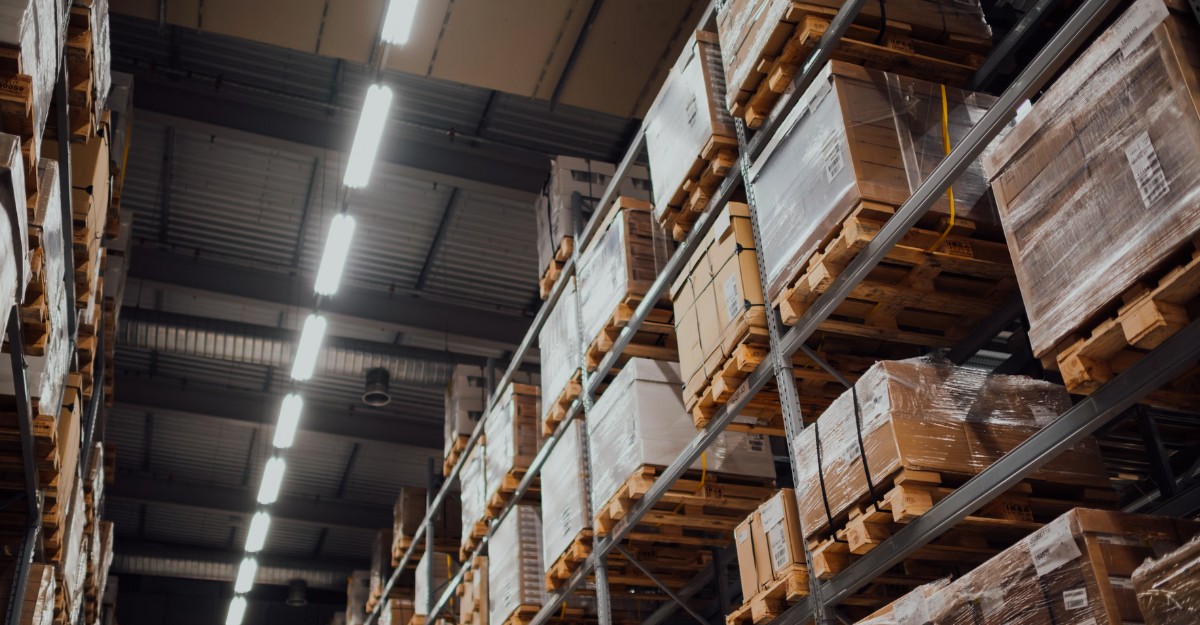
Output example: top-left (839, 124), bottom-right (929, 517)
top-left (1076, 619), bottom-right (1098, 625)
top-left (1108, 576), bottom-right (1134, 590)
top-left (736, 526), bottom-right (750, 544)
top-left (1125, 131), bottom-right (1170, 208)
top-left (724, 275), bottom-right (741, 319)
top-left (767, 524), bottom-right (790, 572)
top-left (1028, 516), bottom-right (1082, 577)
top-left (892, 591), bottom-right (930, 625)
top-left (1114, 0), bottom-right (1168, 58)
top-left (821, 131), bottom-right (845, 183)
top-left (1030, 405), bottom-right (1058, 425)
top-left (746, 433), bottom-right (766, 452)
top-left (1098, 535), bottom-right (1142, 547)
top-left (760, 496), bottom-right (785, 530)
top-left (1063, 587), bottom-right (1088, 610)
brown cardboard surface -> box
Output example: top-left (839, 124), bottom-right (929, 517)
top-left (734, 515), bottom-right (759, 600)
top-left (749, 510), bottom-right (774, 592)
top-left (760, 489), bottom-right (805, 577)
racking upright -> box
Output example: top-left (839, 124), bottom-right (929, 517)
top-left (367, 0), bottom-right (1200, 623)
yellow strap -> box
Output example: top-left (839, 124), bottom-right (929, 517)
top-left (928, 83), bottom-right (957, 252)
top-left (695, 451), bottom-right (708, 494)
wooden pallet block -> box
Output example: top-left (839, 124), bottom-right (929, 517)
top-left (593, 466), bottom-right (775, 547)
top-left (729, 3), bottom-right (990, 128)
top-left (501, 605), bottom-right (587, 625)
top-left (774, 201), bottom-right (1016, 348)
top-left (541, 369), bottom-right (582, 437)
top-left (539, 258), bottom-right (565, 300)
top-left (442, 434), bottom-right (471, 477)
top-left (1043, 240), bottom-right (1200, 409)
top-left (584, 296), bottom-right (677, 370)
top-left (656, 135), bottom-right (739, 241)
top-left (725, 565), bottom-right (810, 625)
top-left (483, 467), bottom-right (539, 520)
top-left (544, 530), bottom-right (593, 591)
top-left (459, 519), bottom-right (488, 562)
top-left (805, 468), bottom-right (1117, 581)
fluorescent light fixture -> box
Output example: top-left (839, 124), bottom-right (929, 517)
top-left (381, 0), bottom-right (419, 45)
top-left (343, 84), bottom-right (393, 188)
top-left (273, 394), bottom-right (304, 449)
top-left (226, 596), bottom-right (247, 625)
top-left (314, 214), bottom-right (356, 296)
top-left (290, 314), bottom-right (327, 381)
top-left (245, 511), bottom-right (271, 553)
top-left (234, 558), bottom-right (258, 593)
top-left (257, 457), bottom-right (286, 504)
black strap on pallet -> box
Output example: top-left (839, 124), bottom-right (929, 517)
top-left (874, 0), bottom-right (888, 44)
top-left (812, 420), bottom-right (836, 530)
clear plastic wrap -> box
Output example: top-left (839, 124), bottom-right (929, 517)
top-left (488, 505), bottom-right (544, 625)
top-left (749, 61), bottom-right (998, 302)
top-left (577, 200), bottom-right (672, 354)
top-left (0, 562), bottom-right (55, 625)
top-left (538, 276), bottom-right (582, 418)
top-left (540, 418), bottom-right (590, 570)
top-left (853, 579), bottom-right (951, 625)
top-left (790, 357), bottom-right (1112, 539)
top-left (370, 529), bottom-right (392, 603)
top-left (88, 0), bottom-right (111, 111)
top-left (459, 443), bottom-right (488, 542)
top-left (346, 570), bottom-right (371, 625)
top-left (445, 364), bottom-right (488, 456)
top-left (379, 598), bottom-right (414, 625)
top-left (483, 382), bottom-right (541, 506)
top-left (0, 0), bottom-right (59, 145)
top-left (393, 487), bottom-right (461, 555)
top-left (414, 552), bottom-right (454, 615)
top-left (644, 31), bottom-right (737, 215)
top-left (587, 358), bottom-right (775, 514)
top-left (716, 0), bottom-right (991, 113)
top-left (1133, 534), bottom-right (1200, 624)
top-left (982, 0), bottom-right (1200, 357)
top-left (62, 480), bottom-right (87, 620)
top-left (534, 156), bottom-right (650, 275)
top-left (0, 133), bottom-right (28, 315)
top-left (894, 509), bottom-right (1200, 625)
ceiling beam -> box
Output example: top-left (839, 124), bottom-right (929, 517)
top-left (115, 373), bottom-right (442, 449)
top-left (109, 474), bottom-right (392, 530)
top-left (126, 246), bottom-right (532, 349)
top-left (114, 539), bottom-right (364, 579)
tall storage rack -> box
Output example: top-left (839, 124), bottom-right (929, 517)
top-left (368, 0), bottom-right (1200, 622)
top-left (3, 36), bottom-right (110, 625)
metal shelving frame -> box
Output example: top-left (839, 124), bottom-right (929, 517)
top-left (366, 0), bottom-right (1200, 622)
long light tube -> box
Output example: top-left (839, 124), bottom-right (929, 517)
top-left (381, 0), bottom-right (419, 45)
top-left (234, 558), bottom-right (258, 593)
top-left (245, 511), bottom-right (271, 553)
top-left (226, 597), bottom-right (247, 625)
top-left (343, 85), bottom-right (393, 188)
top-left (273, 394), bottom-right (304, 449)
top-left (257, 457), bottom-right (286, 504)
top-left (291, 314), bottom-right (327, 381)
top-left (314, 214), bottom-right (356, 296)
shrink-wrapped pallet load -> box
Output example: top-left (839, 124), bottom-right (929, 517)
top-left (459, 443), bottom-right (488, 554)
top-left (537, 276), bottom-right (582, 433)
top-left (482, 381), bottom-right (540, 511)
top-left (0, 134), bottom-right (27, 336)
top-left (488, 505), bottom-right (544, 625)
top-left (644, 31), bottom-right (737, 237)
top-left (391, 487), bottom-right (462, 565)
top-left (982, 0), bottom-right (1200, 382)
top-left (369, 529), bottom-right (392, 609)
top-left (540, 419), bottom-right (590, 579)
top-left (444, 364), bottom-right (487, 461)
top-left (414, 552), bottom-right (454, 617)
top-left (346, 570), bottom-right (371, 625)
top-left (379, 598), bottom-right (414, 625)
top-left (1133, 535), bottom-right (1200, 624)
top-left (587, 358), bottom-right (775, 516)
top-left (791, 357), bottom-right (1112, 540)
top-left (0, 561), bottom-right (55, 625)
top-left (0, 0), bottom-right (63, 161)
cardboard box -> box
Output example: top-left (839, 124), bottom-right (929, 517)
top-left (734, 515), bottom-right (760, 599)
top-left (1133, 535), bottom-right (1200, 624)
top-left (483, 382), bottom-right (542, 506)
top-left (540, 419), bottom-right (591, 571)
top-left (982, 0), bottom-right (1200, 357)
top-left (444, 364), bottom-right (488, 456)
top-left (749, 61), bottom-right (998, 303)
top-left (459, 444), bottom-right (488, 552)
top-left (538, 276), bottom-right (582, 418)
top-left (488, 505), bottom-right (543, 625)
top-left (759, 489), bottom-right (805, 578)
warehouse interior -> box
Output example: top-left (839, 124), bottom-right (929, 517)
top-left (2, 1), bottom-right (1199, 625)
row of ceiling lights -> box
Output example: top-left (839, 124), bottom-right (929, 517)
top-left (224, 1), bottom-right (419, 622)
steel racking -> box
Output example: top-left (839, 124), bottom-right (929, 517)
top-left (366, 0), bottom-right (1200, 622)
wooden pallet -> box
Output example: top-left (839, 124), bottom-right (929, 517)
top-left (541, 369), bottom-right (582, 437)
top-left (728, 4), bottom-right (989, 128)
top-left (594, 466), bottom-right (775, 547)
top-left (655, 135), bottom-right (739, 241)
top-left (725, 565), bottom-right (809, 625)
top-left (0, 48), bottom-right (42, 202)
top-left (805, 468), bottom-right (1116, 581)
top-left (544, 530), bottom-right (593, 591)
top-left (774, 201), bottom-right (1016, 348)
top-left (484, 467), bottom-right (539, 521)
top-left (584, 295), bottom-right (677, 371)
top-left (1042, 240), bottom-right (1200, 410)
top-left (459, 519), bottom-right (489, 562)
top-left (442, 434), bottom-right (471, 477)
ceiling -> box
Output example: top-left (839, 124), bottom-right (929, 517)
top-left (104, 2), bottom-right (705, 621)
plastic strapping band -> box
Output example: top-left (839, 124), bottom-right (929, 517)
top-left (929, 84), bottom-right (957, 252)
top-left (874, 0), bottom-right (888, 44)
top-left (812, 421), bottom-right (836, 530)
top-left (850, 386), bottom-right (881, 511)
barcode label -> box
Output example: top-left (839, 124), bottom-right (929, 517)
top-left (821, 132), bottom-right (845, 182)
top-left (1125, 131), bottom-right (1170, 208)
top-left (1028, 516), bottom-right (1082, 577)
top-left (1108, 577), bottom-right (1133, 590)
top-left (1063, 587), bottom-right (1088, 610)
top-left (767, 525), bottom-right (790, 572)
top-left (1113, 0), bottom-right (1168, 58)
top-left (724, 276), bottom-right (741, 319)
top-left (746, 433), bottom-right (766, 452)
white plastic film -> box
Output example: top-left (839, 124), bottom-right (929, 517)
top-left (488, 505), bottom-right (545, 625)
top-left (540, 419), bottom-right (590, 570)
top-left (538, 276), bottom-right (582, 419)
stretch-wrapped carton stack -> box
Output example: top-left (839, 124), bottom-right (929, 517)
top-left (392, 487), bottom-right (461, 564)
top-left (587, 358), bottom-right (775, 515)
top-left (644, 31), bottom-right (737, 234)
top-left (735, 489), bottom-right (805, 599)
top-left (534, 156), bottom-right (650, 279)
top-left (791, 357), bottom-right (1112, 540)
top-left (445, 364), bottom-right (487, 457)
top-left (1133, 535), bottom-right (1200, 624)
top-left (982, 0), bottom-right (1200, 359)
top-left (346, 570), bottom-right (371, 625)
top-left (0, 561), bottom-right (55, 625)
top-left (540, 419), bottom-right (590, 573)
top-left (369, 529), bottom-right (392, 608)
top-left (379, 598), bottom-right (414, 625)
top-left (414, 551), bottom-right (454, 616)
top-left (750, 61), bottom-right (998, 305)
top-left (538, 276), bottom-right (582, 422)
top-left (0, 134), bottom-right (28, 339)
top-left (483, 382), bottom-right (541, 507)
top-left (460, 444), bottom-right (488, 551)
top-left (0, 0), bottom-right (63, 169)
top-left (488, 505), bottom-right (544, 625)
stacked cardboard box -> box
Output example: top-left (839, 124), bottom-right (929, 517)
top-left (0, 561), bottom-right (55, 625)
top-left (459, 556), bottom-right (488, 625)
top-left (346, 570), bottom-right (372, 625)
top-left (534, 156), bottom-right (649, 297)
top-left (458, 443), bottom-right (488, 558)
top-left (540, 419), bottom-right (590, 589)
top-left (645, 31), bottom-right (738, 238)
top-left (414, 551), bottom-right (455, 618)
top-left (577, 198), bottom-right (675, 369)
top-left (391, 487), bottom-right (462, 566)
top-left (537, 275), bottom-right (581, 435)
top-left (482, 381), bottom-right (541, 517)
top-left (488, 505), bottom-right (544, 625)
top-left (443, 365), bottom-right (487, 473)
top-left (717, 0), bottom-right (992, 127)
top-left (1133, 535), bottom-right (1200, 624)
top-left (791, 357), bottom-right (1112, 542)
top-left (379, 598), bottom-right (415, 625)
top-left (0, 133), bottom-right (28, 334)
top-left (734, 489), bottom-right (806, 601)
top-left (56, 0), bottom-right (110, 140)
top-left (368, 529), bottom-right (394, 611)
top-left (0, 0), bottom-right (65, 197)
top-left (982, 0), bottom-right (1200, 399)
